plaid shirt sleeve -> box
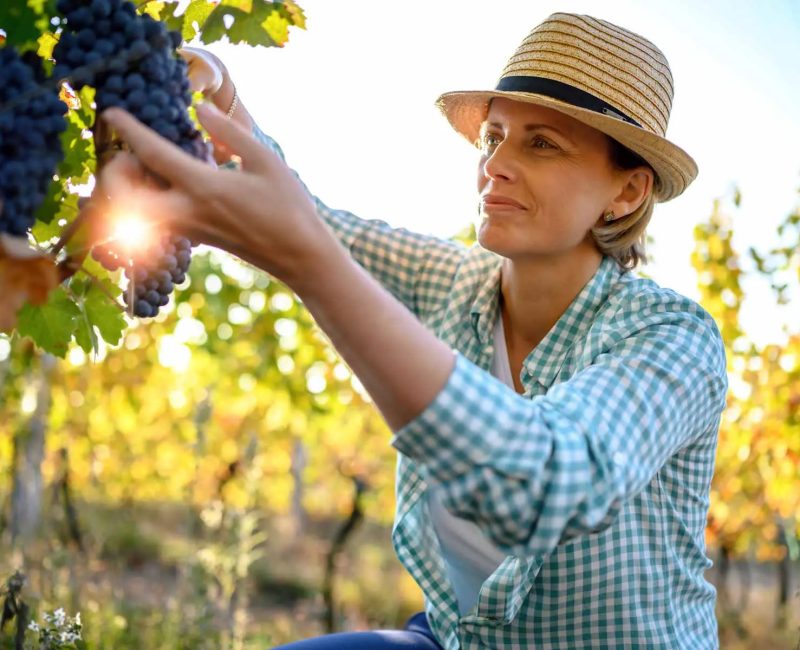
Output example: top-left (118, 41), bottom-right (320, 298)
top-left (250, 125), bottom-right (465, 319)
top-left (391, 290), bottom-right (728, 559)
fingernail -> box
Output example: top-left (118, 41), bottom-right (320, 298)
top-left (101, 108), bottom-right (121, 126)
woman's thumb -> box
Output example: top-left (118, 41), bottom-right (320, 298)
top-left (178, 47), bottom-right (223, 95)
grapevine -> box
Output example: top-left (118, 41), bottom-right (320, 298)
top-left (0, 0), bottom-right (305, 352)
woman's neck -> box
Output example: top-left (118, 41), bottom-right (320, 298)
top-left (500, 243), bottom-right (603, 350)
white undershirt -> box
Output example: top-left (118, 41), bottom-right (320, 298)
top-left (427, 315), bottom-right (514, 615)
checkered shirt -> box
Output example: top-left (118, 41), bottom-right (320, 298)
top-left (253, 127), bottom-right (729, 649)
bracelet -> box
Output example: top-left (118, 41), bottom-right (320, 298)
top-left (225, 87), bottom-right (239, 120)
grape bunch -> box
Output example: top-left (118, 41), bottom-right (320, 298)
top-left (0, 48), bottom-right (67, 237)
top-left (53, 0), bottom-right (207, 317)
top-left (92, 234), bottom-right (192, 318)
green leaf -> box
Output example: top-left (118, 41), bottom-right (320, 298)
top-left (228, 15), bottom-right (279, 46)
top-left (0, 2), bottom-right (40, 48)
top-left (200, 0), bottom-right (297, 47)
top-left (199, 5), bottom-right (231, 44)
top-left (160, 1), bottom-right (187, 36)
top-left (180, 0), bottom-right (216, 41)
top-left (83, 281), bottom-right (126, 347)
top-left (60, 114), bottom-right (95, 183)
top-left (35, 179), bottom-right (80, 232)
top-left (29, 0), bottom-right (54, 15)
top-left (74, 301), bottom-right (98, 353)
top-left (16, 287), bottom-right (80, 358)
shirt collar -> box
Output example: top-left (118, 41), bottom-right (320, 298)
top-left (470, 255), bottom-right (504, 347)
top-left (471, 255), bottom-right (621, 389)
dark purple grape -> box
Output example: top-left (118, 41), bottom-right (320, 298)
top-left (0, 48), bottom-right (66, 237)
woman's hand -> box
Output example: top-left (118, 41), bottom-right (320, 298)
top-left (94, 103), bottom-right (334, 292)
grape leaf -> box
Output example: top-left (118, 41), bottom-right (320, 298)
top-left (16, 287), bottom-right (80, 357)
top-left (28, 0), bottom-right (54, 15)
top-left (177, 0), bottom-right (216, 42)
top-left (262, 8), bottom-right (289, 44)
top-left (221, 0), bottom-right (253, 11)
top-left (281, 0), bottom-right (306, 29)
top-left (199, 6), bottom-right (234, 44)
top-left (0, 2), bottom-right (40, 48)
top-left (37, 30), bottom-right (58, 59)
top-left (139, 1), bottom-right (168, 20)
top-left (83, 281), bottom-right (126, 348)
top-left (201, 0), bottom-right (297, 47)
top-left (74, 299), bottom-right (98, 353)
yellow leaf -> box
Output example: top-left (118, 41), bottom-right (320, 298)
top-left (283, 0), bottom-right (306, 29)
top-left (37, 31), bottom-right (59, 59)
top-left (220, 0), bottom-right (252, 10)
top-left (262, 8), bottom-right (289, 45)
top-left (140, 1), bottom-right (166, 19)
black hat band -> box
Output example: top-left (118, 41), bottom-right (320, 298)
top-left (495, 76), bottom-right (643, 129)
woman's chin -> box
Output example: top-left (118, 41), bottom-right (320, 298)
top-left (478, 224), bottom-right (528, 258)
top-left (478, 237), bottom-right (521, 259)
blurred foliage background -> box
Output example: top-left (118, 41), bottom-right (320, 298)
top-left (1, 1), bottom-right (800, 649)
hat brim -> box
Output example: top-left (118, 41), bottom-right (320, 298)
top-left (436, 89), bottom-right (698, 202)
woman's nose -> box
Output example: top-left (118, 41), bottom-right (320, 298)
top-left (481, 141), bottom-right (519, 183)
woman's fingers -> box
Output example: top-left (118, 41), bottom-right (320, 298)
top-left (195, 102), bottom-right (277, 174)
top-left (96, 151), bottom-right (148, 197)
top-left (100, 108), bottom-right (213, 189)
top-left (92, 151), bottom-right (201, 241)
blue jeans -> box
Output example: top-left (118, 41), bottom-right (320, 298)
top-left (270, 612), bottom-right (444, 649)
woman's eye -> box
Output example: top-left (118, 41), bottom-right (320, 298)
top-left (532, 136), bottom-right (554, 149)
top-left (481, 133), bottom-right (500, 150)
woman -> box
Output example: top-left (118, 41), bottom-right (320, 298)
top-left (96, 12), bottom-right (728, 649)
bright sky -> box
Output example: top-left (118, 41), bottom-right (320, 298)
top-left (202, 0), bottom-right (800, 346)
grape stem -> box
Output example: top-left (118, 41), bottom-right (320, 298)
top-left (49, 204), bottom-right (92, 256)
top-left (75, 266), bottom-right (128, 313)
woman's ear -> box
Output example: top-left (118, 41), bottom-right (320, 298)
top-left (611, 167), bottom-right (654, 218)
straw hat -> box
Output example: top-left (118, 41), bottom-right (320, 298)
top-left (436, 13), bottom-right (697, 202)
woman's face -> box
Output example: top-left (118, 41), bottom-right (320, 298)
top-left (476, 98), bottom-right (622, 261)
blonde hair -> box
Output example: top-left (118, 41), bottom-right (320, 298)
top-left (591, 138), bottom-right (659, 270)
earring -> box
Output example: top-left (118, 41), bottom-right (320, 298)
top-left (603, 210), bottom-right (616, 222)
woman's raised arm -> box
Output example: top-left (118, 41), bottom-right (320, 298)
top-left (182, 48), bottom-right (466, 321)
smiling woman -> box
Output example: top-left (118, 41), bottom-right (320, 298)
top-left (90, 11), bottom-right (728, 650)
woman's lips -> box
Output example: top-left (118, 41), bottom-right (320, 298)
top-left (481, 195), bottom-right (527, 212)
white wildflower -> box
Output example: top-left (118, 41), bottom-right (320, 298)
top-left (53, 607), bottom-right (66, 626)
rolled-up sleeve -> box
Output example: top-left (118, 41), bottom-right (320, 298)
top-left (391, 293), bottom-right (728, 558)
top-left (250, 125), bottom-right (465, 319)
